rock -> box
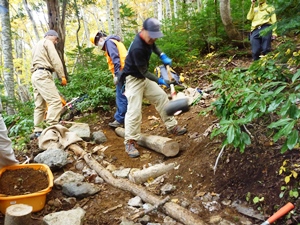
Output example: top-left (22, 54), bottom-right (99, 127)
top-left (43, 208), bottom-right (85, 225)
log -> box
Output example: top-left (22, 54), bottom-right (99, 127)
top-left (115, 127), bottom-right (179, 157)
top-left (68, 144), bottom-right (207, 225)
top-left (4, 204), bottom-right (33, 225)
top-left (129, 163), bottom-right (175, 184)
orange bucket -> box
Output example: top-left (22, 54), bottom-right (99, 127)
top-left (0, 163), bottom-right (53, 214)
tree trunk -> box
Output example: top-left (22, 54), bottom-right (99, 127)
top-left (112, 0), bottom-right (122, 38)
top-left (105, 0), bottom-right (113, 34)
top-left (46, 0), bottom-right (68, 78)
top-left (219, 0), bottom-right (243, 45)
top-left (0, 0), bottom-right (15, 115)
top-left (22, 0), bottom-right (40, 42)
top-left (165, 0), bottom-right (171, 19)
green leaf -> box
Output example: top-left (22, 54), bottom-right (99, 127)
top-left (273, 85), bottom-right (287, 95)
top-left (259, 99), bottom-right (266, 113)
top-left (268, 118), bottom-right (292, 128)
top-left (281, 142), bottom-right (289, 154)
top-left (287, 129), bottom-right (299, 150)
top-left (227, 125), bottom-right (235, 144)
top-left (248, 101), bottom-right (258, 111)
top-left (273, 121), bottom-right (296, 142)
top-left (292, 69), bottom-right (300, 83)
top-left (267, 99), bottom-right (282, 112)
top-left (241, 132), bottom-right (251, 145)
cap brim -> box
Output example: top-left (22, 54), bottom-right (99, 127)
top-left (148, 31), bottom-right (163, 39)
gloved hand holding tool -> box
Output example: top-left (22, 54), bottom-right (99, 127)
top-left (160, 53), bottom-right (172, 65)
top-left (61, 76), bottom-right (67, 86)
top-left (164, 65), bottom-right (189, 116)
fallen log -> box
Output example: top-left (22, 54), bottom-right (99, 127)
top-left (115, 127), bottom-right (179, 157)
top-left (69, 144), bottom-right (207, 225)
top-left (129, 163), bottom-right (175, 184)
top-left (4, 204), bottom-right (32, 225)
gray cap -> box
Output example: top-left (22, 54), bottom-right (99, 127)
top-left (44, 30), bottom-right (59, 38)
top-left (143, 18), bottom-right (163, 39)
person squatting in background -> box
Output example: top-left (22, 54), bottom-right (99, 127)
top-left (247, 0), bottom-right (277, 60)
top-left (0, 97), bottom-right (19, 169)
top-left (30, 30), bottom-right (67, 139)
top-left (120, 18), bottom-right (187, 158)
top-left (90, 31), bottom-right (128, 128)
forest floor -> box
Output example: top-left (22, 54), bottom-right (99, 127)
top-left (1, 55), bottom-right (300, 225)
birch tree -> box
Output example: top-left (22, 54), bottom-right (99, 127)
top-left (105, 0), bottom-right (113, 34)
top-left (112, 0), bottom-right (122, 38)
top-left (0, 0), bottom-right (15, 115)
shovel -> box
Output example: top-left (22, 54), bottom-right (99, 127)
top-left (164, 65), bottom-right (189, 116)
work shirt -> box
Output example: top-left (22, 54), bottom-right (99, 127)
top-left (30, 39), bottom-right (65, 79)
top-left (122, 33), bottom-right (162, 79)
top-left (247, 2), bottom-right (277, 35)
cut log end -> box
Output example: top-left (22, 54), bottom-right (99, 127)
top-left (4, 204), bottom-right (33, 225)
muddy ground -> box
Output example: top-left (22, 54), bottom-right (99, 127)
top-left (0, 57), bottom-right (299, 225)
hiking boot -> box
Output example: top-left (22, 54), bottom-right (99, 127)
top-left (108, 120), bottom-right (123, 128)
top-left (168, 125), bottom-right (187, 136)
top-left (30, 132), bottom-right (42, 140)
top-left (125, 140), bottom-right (140, 158)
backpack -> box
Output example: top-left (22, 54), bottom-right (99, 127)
top-left (154, 65), bottom-right (184, 85)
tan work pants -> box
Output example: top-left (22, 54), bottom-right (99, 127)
top-left (31, 70), bottom-right (62, 132)
top-left (124, 75), bottom-right (177, 144)
top-left (0, 114), bottom-right (19, 169)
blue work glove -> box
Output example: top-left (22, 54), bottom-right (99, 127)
top-left (158, 78), bottom-right (170, 88)
top-left (160, 53), bottom-right (172, 65)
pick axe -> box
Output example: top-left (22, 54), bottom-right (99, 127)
top-left (164, 65), bottom-right (189, 116)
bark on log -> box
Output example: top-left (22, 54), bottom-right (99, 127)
top-left (129, 163), bottom-right (175, 184)
top-left (4, 204), bottom-right (32, 225)
top-left (68, 144), bottom-right (207, 225)
top-left (115, 127), bottom-right (179, 157)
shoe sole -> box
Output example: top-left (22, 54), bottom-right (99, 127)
top-left (108, 123), bottom-right (123, 128)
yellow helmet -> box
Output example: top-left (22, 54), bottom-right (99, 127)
top-left (90, 36), bottom-right (95, 45)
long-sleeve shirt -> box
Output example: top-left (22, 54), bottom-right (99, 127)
top-left (30, 39), bottom-right (66, 79)
top-left (247, 2), bottom-right (277, 35)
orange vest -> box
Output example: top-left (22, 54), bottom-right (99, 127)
top-left (104, 39), bottom-right (127, 76)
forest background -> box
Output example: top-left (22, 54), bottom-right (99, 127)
top-left (0, 0), bottom-right (299, 184)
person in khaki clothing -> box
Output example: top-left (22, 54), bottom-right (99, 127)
top-left (30, 30), bottom-right (67, 139)
top-left (0, 97), bottom-right (19, 168)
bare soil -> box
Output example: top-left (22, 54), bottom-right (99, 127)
top-left (1, 57), bottom-right (300, 225)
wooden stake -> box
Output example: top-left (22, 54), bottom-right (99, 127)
top-left (4, 204), bottom-right (33, 225)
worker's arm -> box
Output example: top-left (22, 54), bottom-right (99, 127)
top-left (45, 40), bottom-right (66, 79)
top-left (247, 1), bottom-right (255, 20)
top-left (106, 40), bottom-right (122, 74)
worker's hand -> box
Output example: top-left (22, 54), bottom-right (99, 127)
top-left (61, 76), bottom-right (67, 86)
top-left (160, 53), bottom-right (172, 65)
top-left (113, 76), bottom-right (118, 85)
top-left (158, 78), bottom-right (170, 88)
top-left (271, 35), bottom-right (277, 41)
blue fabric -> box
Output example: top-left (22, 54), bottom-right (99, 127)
top-left (250, 25), bottom-right (272, 60)
top-left (114, 84), bottom-right (127, 124)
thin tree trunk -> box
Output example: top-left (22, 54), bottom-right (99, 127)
top-left (157, 0), bottom-right (162, 20)
top-left (219, 0), bottom-right (243, 44)
top-left (105, 0), bottom-right (112, 34)
top-left (0, 0), bottom-right (15, 115)
top-left (165, 0), bottom-right (171, 19)
top-left (112, 0), bottom-right (122, 38)
top-left (22, 0), bottom-right (40, 42)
